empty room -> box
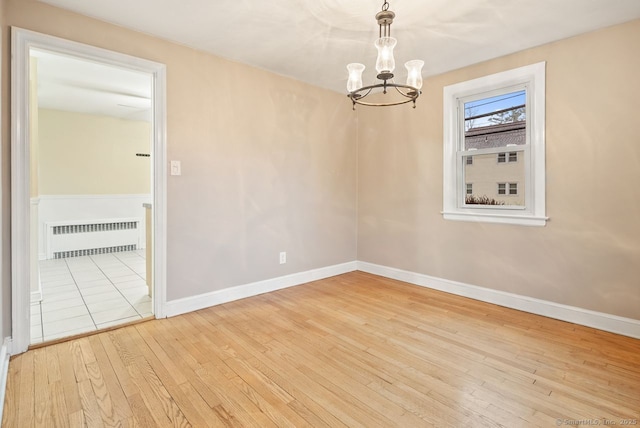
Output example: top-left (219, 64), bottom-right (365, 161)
top-left (0, 0), bottom-right (639, 426)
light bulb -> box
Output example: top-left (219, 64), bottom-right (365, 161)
top-left (375, 37), bottom-right (397, 74)
top-left (405, 60), bottom-right (424, 90)
top-left (346, 63), bottom-right (365, 92)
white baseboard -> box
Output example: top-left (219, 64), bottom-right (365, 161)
top-left (0, 337), bottom-right (12, 424)
top-left (30, 269), bottom-right (42, 303)
top-left (358, 261), bottom-right (640, 339)
top-left (165, 261), bottom-right (358, 317)
top-left (30, 290), bottom-right (42, 304)
top-left (164, 259), bottom-right (640, 339)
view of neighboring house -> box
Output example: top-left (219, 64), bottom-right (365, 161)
top-left (464, 121), bottom-right (526, 206)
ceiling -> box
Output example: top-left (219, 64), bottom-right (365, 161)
top-left (32, 48), bottom-right (152, 121)
top-left (38, 0), bottom-right (640, 96)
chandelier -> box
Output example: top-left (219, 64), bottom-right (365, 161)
top-left (346, 1), bottom-right (424, 109)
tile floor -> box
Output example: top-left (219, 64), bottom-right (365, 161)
top-left (31, 250), bottom-right (153, 344)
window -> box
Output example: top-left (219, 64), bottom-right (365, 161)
top-left (443, 62), bottom-right (547, 226)
top-left (498, 183), bottom-right (506, 195)
top-left (498, 183), bottom-right (518, 196)
top-left (498, 152), bottom-right (517, 163)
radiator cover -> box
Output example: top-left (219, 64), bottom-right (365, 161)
top-left (45, 218), bottom-right (143, 259)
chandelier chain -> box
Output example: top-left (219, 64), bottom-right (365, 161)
top-left (382, 1), bottom-right (390, 11)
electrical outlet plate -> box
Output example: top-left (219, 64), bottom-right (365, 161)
top-left (279, 252), bottom-right (286, 264)
top-left (170, 160), bottom-right (181, 176)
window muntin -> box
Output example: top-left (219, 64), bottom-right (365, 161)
top-left (442, 62), bottom-right (546, 226)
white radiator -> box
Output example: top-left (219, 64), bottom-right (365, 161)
top-left (44, 217), bottom-right (143, 259)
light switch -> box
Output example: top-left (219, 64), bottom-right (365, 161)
top-left (170, 160), bottom-right (181, 176)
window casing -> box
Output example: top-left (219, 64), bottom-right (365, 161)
top-left (442, 62), bottom-right (547, 226)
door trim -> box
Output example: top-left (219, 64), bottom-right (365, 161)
top-left (11, 27), bottom-right (167, 354)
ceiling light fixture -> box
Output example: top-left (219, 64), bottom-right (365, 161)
top-left (347, 1), bottom-right (424, 109)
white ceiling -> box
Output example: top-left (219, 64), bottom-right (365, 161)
top-left (38, 0), bottom-right (640, 95)
top-left (32, 48), bottom-right (152, 121)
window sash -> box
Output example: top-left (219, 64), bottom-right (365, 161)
top-left (458, 145), bottom-right (528, 210)
top-left (456, 85), bottom-right (531, 211)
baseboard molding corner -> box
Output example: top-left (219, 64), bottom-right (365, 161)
top-left (357, 261), bottom-right (640, 339)
top-left (0, 337), bottom-right (12, 425)
top-left (165, 261), bottom-right (358, 318)
top-left (30, 290), bottom-right (42, 304)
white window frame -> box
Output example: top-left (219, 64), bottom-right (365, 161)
top-left (442, 62), bottom-right (547, 226)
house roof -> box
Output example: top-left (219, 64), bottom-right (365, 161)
top-left (465, 121), bottom-right (526, 150)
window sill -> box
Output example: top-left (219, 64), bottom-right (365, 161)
top-left (442, 211), bottom-right (548, 227)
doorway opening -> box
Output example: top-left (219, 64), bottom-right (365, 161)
top-left (12, 28), bottom-right (167, 354)
top-left (30, 48), bottom-right (154, 344)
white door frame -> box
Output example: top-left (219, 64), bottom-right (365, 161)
top-left (11, 27), bottom-right (167, 354)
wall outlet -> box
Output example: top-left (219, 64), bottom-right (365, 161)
top-left (279, 251), bottom-right (286, 264)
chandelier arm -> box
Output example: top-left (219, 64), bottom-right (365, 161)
top-left (393, 85), bottom-right (418, 99)
top-left (348, 82), bottom-right (420, 108)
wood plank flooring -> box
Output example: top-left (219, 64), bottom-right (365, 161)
top-left (3, 271), bottom-right (640, 427)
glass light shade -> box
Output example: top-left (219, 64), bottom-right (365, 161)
top-left (346, 63), bottom-right (365, 92)
top-left (374, 37), bottom-right (397, 74)
top-left (405, 60), bottom-right (424, 90)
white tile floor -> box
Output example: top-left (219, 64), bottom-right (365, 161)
top-left (31, 250), bottom-right (153, 344)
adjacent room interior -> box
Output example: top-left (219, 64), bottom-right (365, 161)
top-left (0, 0), bottom-right (639, 426)
top-left (30, 49), bottom-right (154, 343)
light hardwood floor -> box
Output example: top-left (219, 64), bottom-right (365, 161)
top-left (3, 271), bottom-right (639, 427)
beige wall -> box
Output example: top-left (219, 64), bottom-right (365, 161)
top-left (38, 109), bottom-right (151, 195)
top-left (358, 19), bottom-right (640, 320)
top-left (1, 0), bottom-right (357, 312)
